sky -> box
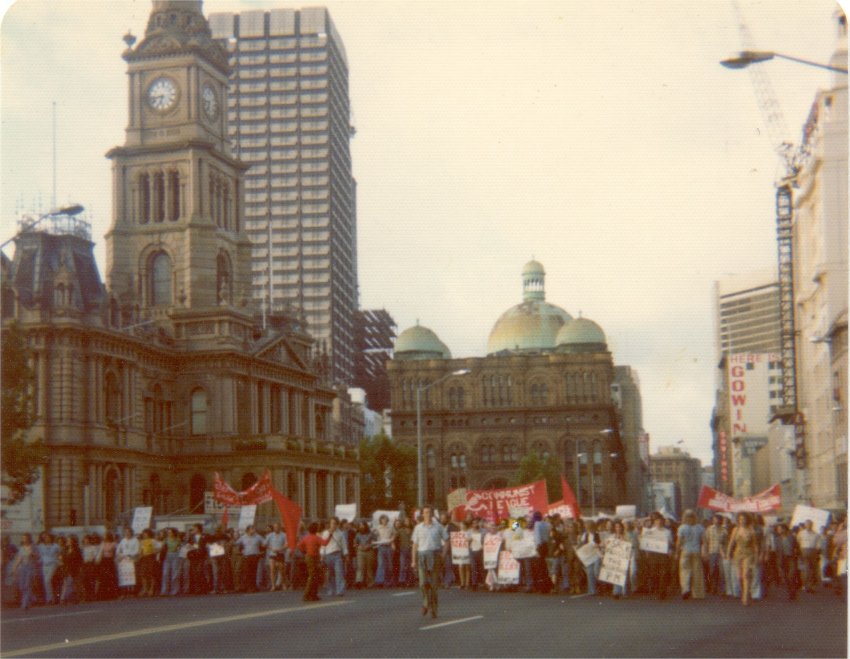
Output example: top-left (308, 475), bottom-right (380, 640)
top-left (1, 0), bottom-right (846, 465)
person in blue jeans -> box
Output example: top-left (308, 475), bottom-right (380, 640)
top-left (372, 515), bottom-right (396, 587)
top-left (579, 521), bottom-right (602, 595)
top-left (11, 534), bottom-right (36, 610)
top-left (322, 517), bottom-right (348, 596)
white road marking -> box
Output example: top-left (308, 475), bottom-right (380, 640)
top-left (2, 609), bottom-right (105, 624)
top-left (570, 593), bottom-right (590, 599)
top-left (420, 615), bottom-right (483, 631)
top-left (392, 591), bottom-right (417, 597)
top-left (2, 600), bottom-right (349, 657)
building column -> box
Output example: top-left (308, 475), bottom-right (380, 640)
top-left (326, 472), bottom-right (334, 516)
top-left (297, 469), bottom-right (306, 510)
top-left (308, 471), bottom-right (318, 519)
top-left (281, 388), bottom-right (290, 435)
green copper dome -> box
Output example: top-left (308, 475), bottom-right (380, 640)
top-left (394, 323), bottom-right (451, 360)
top-left (487, 260), bottom-right (572, 354)
top-left (556, 316), bottom-right (607, 353)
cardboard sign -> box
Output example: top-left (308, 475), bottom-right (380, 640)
top-left (117, 558), bottom-right (136, 587)
top-left (615, 505), bottom-right (637, 519)
top-left (208, 542), bottom-right (225, 558)
top-left (790, 504), bottom-right (831, 533)
top-left (334, 503), bottom-right (358, 522)
top-left (576, 542), bottom-right (602, 567)
top-left (131, 507), bottom-right (153, 535)
top-left (599, 537), bottom-right (632, 587)
top-left (483, 533), bottom-right (502, 570)
top-left (510, 531), bottom-right (537, 560)
top-left (639, 529), bottom-right (670, 554)
top-left (238, 505), bottom-right (257, 531)
top-left (450, 531), bottom-right (470, 565)
top-left (496, 549), bottom-right (520, 584)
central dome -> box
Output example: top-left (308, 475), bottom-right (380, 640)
top-left (487, 260), bottom-right (572, 354)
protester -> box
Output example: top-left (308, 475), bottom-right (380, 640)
top-left (797, 520), bottom-right (821, 593)
top-left (676, 509), bottom-right (705, 600)
top-left (643, 513), bottom-right (673, 600)
top-left (235, 526), bottom-right (265, 593)
top-left (10, 534), bottom-right (37, 610)
top-left (297, 522), bottom-right (330, 602)
top-left (265, 524), bottom-right (288, 592)
top-left (322, 517), bottom-right (348, 597)
top-left (411, 506), bottom-right (447, 618)
top-left (578, 520), bottom-right (602, 596)
top-left (373, 515), bottom-right (395, 588)
top-left (116, 527), bottom-right (140, 598)
top-left (728, 512), bottom-right (759, 606)
top-left (397, 518), bottom-right (414, 588)
top-left (36, 532), bottom-right (61, 606)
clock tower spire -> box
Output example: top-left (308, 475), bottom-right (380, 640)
top-left (105, 0), bottom-right (253, 344)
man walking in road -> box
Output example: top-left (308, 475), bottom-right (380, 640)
top-left (412, 506), bottom-right (448, 618)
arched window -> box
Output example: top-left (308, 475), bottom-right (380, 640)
top-left (151, 252), bottom-right (172, 306)
top-left (190, 388), bottom-right (207, 435)
top-left (105, 371), bottom-right (121, 423)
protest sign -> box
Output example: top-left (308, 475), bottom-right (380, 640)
top-left (548, 502), bottom-right (575, 519)
top-left (464, 480), bottom-right (548, 523)
top-left (510, 532), bottom-right (537, 560)
top-left (496, 549), bottom-right (520, 585)
top-left (790, 504), bottom-right (831, 532)
top-left (483, 533), bottom-right (502, 569)
top-left (508, 505), bottom-right (531, 520)
top-left (371, 509), bottom-right (400, 529)
top-left (334, 503), bottom-right (357, 522)
top-left (639, 529), bottom-right (669, 554)
top-left (238, 504), bottom-right (257, 531)
top-left (599, 537), bottom-right (632, 587)
top-left (615, 505), bottom-right (637, 519)
top-left (118, 558), bottom-right (136, 587)
top-left (131, 506), bottom-right (153, 535)
top-left (576, 542), bottom-right (602, 567)
top-left (450, 532), bottom-right (470, 565)
top-left (208, 542), bottom-right (225, 558)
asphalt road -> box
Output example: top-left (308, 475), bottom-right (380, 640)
top-left (1, 587), bottom-right (846, 657)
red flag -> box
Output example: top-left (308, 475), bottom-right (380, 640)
top-left (269, 487), bottom-right (302, 551)
top-left (560, 474), bottom-right (581, 520)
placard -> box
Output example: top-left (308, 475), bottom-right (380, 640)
top-left (496, 549), bottom-right (520, 584)
top-left (468, 531), bottom-right (482, 553)
top-left (639, 529), bottom-right (670, 554)
top-left (117, 558), bottom-right (136, 587)
top-left (333, 503), bottom-right (357, 522)
top-left (208, 542), bottom-right (225, 558)
top-left (615, 505), bottom-right (637, 519)
top-left (599, 537), bottom-right (632, 587)
top-left (238, 504), bottom-right (257, 531)
top-left (131, 506), bottom-right (153, 535)
top-left (450, 531), bottom-right (470, 565)
top-left (576, 542), bottom-right (602, 567)
top-left (483, 533), bottom-right (502, 570)
top-left (510, 532), bottom-right (537, 560)
top-left (790, 504), bottom-right (831, 533)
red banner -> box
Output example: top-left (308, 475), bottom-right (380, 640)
top-left (213, 471), bottom-right (273, 506)
top-left (464, 480), bottom-right (549, 522)
top-left (697, 484), bottom-right (781, 513)
top-left (269, 487), bottom-right (302, 551)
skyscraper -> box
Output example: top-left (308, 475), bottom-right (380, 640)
top-left (209, 8), bottom-right (358, 385)
top-left (714, 269), bottom-right (781, 357)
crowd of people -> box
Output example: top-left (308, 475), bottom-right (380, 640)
top-left (2, 509), bottom-right (846, 611)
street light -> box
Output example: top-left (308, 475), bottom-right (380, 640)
top-left (416, 368), bottom-right (471, 509)
top-left (720, 50), bottom-right (848, 74)
top-left (0, 203), bottom-right (86, 251)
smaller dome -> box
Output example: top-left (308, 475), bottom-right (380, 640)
top-left (556, 317), bottom-right (607, 352)
top-left (522, 259), bottom-right (545, 276)
top-left (394, 324), bottom-right (451, 360)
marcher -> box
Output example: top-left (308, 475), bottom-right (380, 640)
top-left (728, 512), bottom-right (759, 606)
top-left (10, 534), bottom-right (36, 610)
top-left (411, 506), bottom-right (447, 618)
top-left (676, 510), bottom-right (705, 600)
top-left (297, 522), bottom-right (330, 602)
top-left (322, 517), bottom-right (348, 597)
top-left (797, 520), bottom-right (821, 593)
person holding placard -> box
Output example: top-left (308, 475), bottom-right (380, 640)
top-left (116, 527), bottom-right (140, 598)
top-left (578, 521), bottom-right (602, 595)
top-left (373, 515), bottom-right (396, 588)
top-left (642, 513), bottom-right (673, 600)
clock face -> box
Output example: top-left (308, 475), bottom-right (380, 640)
top-left (147, 76), bottom-right (178, 112)
top-left (202, 83), bottom-right (219, 121)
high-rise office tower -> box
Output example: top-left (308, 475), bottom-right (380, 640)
top-left (714, 269), bottom-right (781, 357)
top-left (210, 8), bottom-right (358, 384)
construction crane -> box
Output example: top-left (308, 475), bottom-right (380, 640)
top-left (725, 1), bottom-right (807, 468)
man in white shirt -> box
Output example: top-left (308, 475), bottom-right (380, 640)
top-left (265, 524), bottom-right (288, 591)
top-left (322, 517), bottom-right (348, 596)
top-left (411, 506), bottom-right (448, 618)
top-left (797, 520), bottom-right (821, 592)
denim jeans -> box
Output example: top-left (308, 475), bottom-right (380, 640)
top-left (375, 545), bottom-right (393, 586)
top-left (398, 548), bottom-right (412, 586)
top-left (585, 559), bottom-right (600, 594)
top-left (324, 552), bottom-right (346, 595)
top-left (161, 553), bottom-right (181, 595)
top-left (41, 562), bottom-right (58, 603)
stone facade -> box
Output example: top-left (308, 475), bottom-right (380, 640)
top-left (1, 0), bottom-right (358, 531)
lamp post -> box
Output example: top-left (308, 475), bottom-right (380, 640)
top-left (416, 368), bottom-right (470, 510)
top-left (720, 50), bottom-right (848, 74)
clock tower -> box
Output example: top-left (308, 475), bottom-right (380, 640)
top-left (105, 0), bottom-right (252, 343)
